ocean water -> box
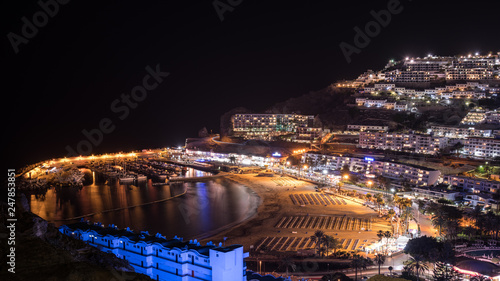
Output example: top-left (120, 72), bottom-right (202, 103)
top-left (28, 169), bottom-right (260, 240)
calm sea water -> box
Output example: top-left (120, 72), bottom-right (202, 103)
top-left (28, 168), bottom-right (260, 240)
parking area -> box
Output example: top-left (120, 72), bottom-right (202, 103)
top-left (289, 193), bottom-right (347, 206)
top-left (254, 236), bottom-right (369, 252)
top-left (275, 215), bottom-right (372, 231)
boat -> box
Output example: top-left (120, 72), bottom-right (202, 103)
top-left (119, 174), bottom-right (135, 184)
top-left (136, 174), bottom-right (147, 181)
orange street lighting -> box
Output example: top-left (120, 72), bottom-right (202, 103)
top-left (367, 180), bottom-right (373, 186)
top-left (343, 174), bottom-right (349, 180)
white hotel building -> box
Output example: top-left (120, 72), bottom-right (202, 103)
top-left (231, 113), bottom-right (318, 141)
top-left (442, 175), bottom-right (500, 194)
top-left (358, 132), bottom-right (448, 155)
top-left (302, 152), bottom-right (440, 186)
top-left (59, 222), bottom-right (248, 281)
top-left (355, 98), bottom-right (409, 111)
top-left (363, 81), bottom-right (492, 101)
top-left (463, 137), bottom-right (500, 159)
top-left (346, 124), bottom-right (389, 133)
top-left (428, 126), bottom-right (493, 138)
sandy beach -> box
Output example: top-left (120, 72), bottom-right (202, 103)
top-left (200, 173), bottom-right (391, 255)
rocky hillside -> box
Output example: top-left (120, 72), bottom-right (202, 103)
top-left (0, 195), bottom-right (152, 281)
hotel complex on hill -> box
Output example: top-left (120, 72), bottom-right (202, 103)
top-left (231, 113), bottom-right (321, 142)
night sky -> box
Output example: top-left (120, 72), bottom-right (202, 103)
top-left (4, 0), bottom-right (500, 169)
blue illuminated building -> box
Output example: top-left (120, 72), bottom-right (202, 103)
top-left (59, 222), bottom-right (248, 281)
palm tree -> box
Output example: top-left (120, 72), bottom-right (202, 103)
top-left (310, 230), bottom-right (325, 257)
top-left (463, 225), bottom-right (477, 241)
top-left (383, 231), bottom-right (392, 254)
top-left (400, 201), bottom-right (413, 234)
top-left (469, 205), bottom-right (483, 226)
top-left (388, 209), bottom-right (396, 233)
top-left (374, 254), bottom-right (386, 275)
top-left (322, 235), bottom-right (341, 257)
top-left (405, 255), bottom-right (429, 281)
top-left (350, 254), bottom-right (364, 281)
top-left (377, 230), bottom-right (385, 242)
top-left (431, 211), bottom-right (447, 236)
top-left (358, 256), bottom-right (371, 279)
top-left (366, 193), bottom-right (372, 203)
top-left (377, 197), bottom-right (385, 215)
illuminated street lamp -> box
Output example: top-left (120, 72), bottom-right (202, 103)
top-left (302, 165), bottom-right (308, 178)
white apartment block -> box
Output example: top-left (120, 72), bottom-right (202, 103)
top-left (364, 82), bottom-right (491, 101)
top-left (231, 113), bottom-right (315, 141)
top-left (485, 111), bottom-right (500, 124)
top-left (452, 57), bottom-right (496, 69)
top-left (59, 222), bottom-right (248, 281)
top-left (365, 99), bottom-right (388, 107)
top-left (463, 137), bottom-right (500, 159)
top-left (458, 109), bottom-right (500, 125)
top-left (385, 70), bottom-right (432, 83)
top-left (346, 124), bottom-right (389, 132)
top-left (443, 175), bottom-right (500, 194)
top-left (302, 152), bottom-right (441, 186)
top-left (395, 103), bottom-right (408, 111)
top-left (355, 98), bottom-right (409, 111)
top-left (296, 127), bottom-right (322, 142)
top-left (371, 161), bottom-right (441, 187)
top-left (358, 132), bottom-right (448, 155)
top-left (445, 56), bottom-right (497, 80)
top-left (404, 60), bottom-right (447, 72)
top-left (428, 126), bottom-right (493, 138)
top-left (412, 186), bottom-right (460, 201)
top-left (374, 83), bottom-right (395, 90)
top-left (460, 111), bottom-right (487, 125)
top-left (440, 91), bottom-right (485, 99)
top-left (446, 68), bottom-right (494, 80)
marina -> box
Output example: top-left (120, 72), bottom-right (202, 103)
top-left (28, 167), bottom-right (261, 240)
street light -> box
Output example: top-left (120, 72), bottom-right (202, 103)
top-left (302, 165), bottom-right (308, 178)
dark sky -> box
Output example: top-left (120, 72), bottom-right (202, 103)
top-left (4, 0), bottom-right (500, 169)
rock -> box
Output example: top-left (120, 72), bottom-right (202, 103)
top-left (19, 193), bottom-right (30, 212)
top-left (31, 215), bottom-right (49, 238)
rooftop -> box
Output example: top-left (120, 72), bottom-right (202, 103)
top-left (62, 221), bottom-right (242, 256)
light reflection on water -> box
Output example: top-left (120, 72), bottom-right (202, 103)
top-left (28, 169), bottom-right (259, 239)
